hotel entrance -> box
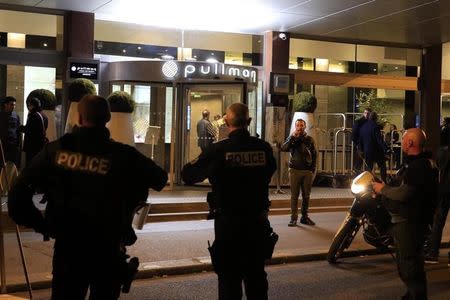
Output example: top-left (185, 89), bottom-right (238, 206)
top-left (181, 83), bottom-right (244, 165)
top-left (101, 60), bottom-right (260, 186)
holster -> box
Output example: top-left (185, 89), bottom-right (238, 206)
top-left (263, 231), bottom-right (279, 260)
top-left (206, 192), bottom-right (218, 220)
top-left (121, 256), bottom-right (139, 293)
top-left (207, 240), bottom-right (222, 273)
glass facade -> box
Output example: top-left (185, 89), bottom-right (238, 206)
top-left (94, 20), bottom-right (262, 65)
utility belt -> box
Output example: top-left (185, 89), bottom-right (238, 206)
top-left (207, 230), bottom-right (278, 273)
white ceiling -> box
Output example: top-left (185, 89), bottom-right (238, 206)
top-left (2, 0), bottom-right (450, 46)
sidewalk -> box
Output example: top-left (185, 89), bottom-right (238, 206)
top-left (2, 211), bottom-right (450, 293)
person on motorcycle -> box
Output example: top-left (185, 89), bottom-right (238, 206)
top-left (372, 128), bottom-right (438, 300)
top-left (424, 119), bottom-right (450, 264)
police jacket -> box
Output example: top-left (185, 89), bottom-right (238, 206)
top-left (380, 152), bottom-right (438, 225)
top-left (181, 128), bottom-right (276, 215)
top-left (281, 133), bottom-right (317, 171)
top-left (8, 126), bottom-right (168, 245)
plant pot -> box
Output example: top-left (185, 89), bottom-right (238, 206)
top-left (107, 112), bottom-right (135, 146)
top-left (43, 110), bottom-right (57, 142)
top-left (64, 102), bottom-right (79, 134)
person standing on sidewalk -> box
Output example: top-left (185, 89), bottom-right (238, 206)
top-left (281, 118), bottom-right (317, 226)
top-left (21, 97), bottom-right (48, 165)
top-left (359, 111), bottom-right (388, 182)
top-left (8, 95), bottom-right (168, 300)
top-left (425, 121), bottom-right (450, 264)
top-left (372, 128), bottom-right (438, 299)
top-left (182, 103), bottom-right (277, 300)
top-left (0, 96), bottom-right (21, 167)
top-left (352, 107), bottom-right (371, 173)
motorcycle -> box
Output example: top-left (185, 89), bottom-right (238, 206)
top-left (327, 171), bottom-right (393, 263)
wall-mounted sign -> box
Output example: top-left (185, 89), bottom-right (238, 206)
top-left (69, 62), bottom-right (99, 80)
top-left (269, 72), bottom-right (293, 95)
top-left (161, 61), bottom-right (257, 83)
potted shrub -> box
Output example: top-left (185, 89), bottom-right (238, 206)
top-left (106, 91), bottom-right (136, 146)
top-left (65, 78), bottom-right (96, 133)
top-left (26, 89), bottom-right (57, 141)
top-left (290, 91), bottom-right (318, 141)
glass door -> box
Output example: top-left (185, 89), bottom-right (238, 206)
top-left (181, 83), bottom-right (246, 166)
top-left (109, 82), bottom-right (175, 182)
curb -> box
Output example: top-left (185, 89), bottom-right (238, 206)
top-left (5, 242), bottom-right (450, 293)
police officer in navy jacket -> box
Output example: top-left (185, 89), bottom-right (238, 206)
top-left (8, 95), bottom-right (168, 300)
top-left (182, 103), bottom-right (277, 300)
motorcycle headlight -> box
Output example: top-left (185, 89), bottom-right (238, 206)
top-left (350, 171), bottom-right (374, 195)
top-left (351, 183), bottom-right (366, 194)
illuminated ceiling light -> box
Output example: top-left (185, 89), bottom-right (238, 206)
top-left (43, 43), bottom-right (48, 47)
top-left (95, 0), bottom-right (275, 32)
top-left (206, 58), bottom-right (219, 63)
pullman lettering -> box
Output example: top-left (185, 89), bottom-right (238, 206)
top-left (225, 151), bottom-right (266, 167)
top-left (55, 151), bottom-right (111, 175)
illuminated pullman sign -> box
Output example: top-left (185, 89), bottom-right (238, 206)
top-left (161, 61), bottom-right (257, 83)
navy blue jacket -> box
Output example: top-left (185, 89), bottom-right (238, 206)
top-left (0, 111), bottom-right (21, 164)
top-left (358, 120), bottom-right (386, 161)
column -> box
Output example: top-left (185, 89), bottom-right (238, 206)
top-left (420, 45), bottom-right (442, 156)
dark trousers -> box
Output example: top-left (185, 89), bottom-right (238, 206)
top-left (390, 222), bottom-right (427, 300)
top-left (51, 242), bottom-right (123, 300)
top-left (289, 168), bottom-right (313, 220)
top-left (212, 215), bottom-right (270, 300)
top-left (217, 259), bottom-right (267, 300)
top-left (427, 196), bottom-right (450, 257)
top-left (365, 158), bottom-right (387, 182)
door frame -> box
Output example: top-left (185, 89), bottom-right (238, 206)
top-left (174, 82), bottom-right (247, 184)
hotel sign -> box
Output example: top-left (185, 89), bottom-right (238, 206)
top-left (161, 61), bottom-right (257, 83)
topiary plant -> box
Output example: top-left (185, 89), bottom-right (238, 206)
top-left (68, 78), bottom-right (96, 102)
top-left (107, 91), bottom-right (136, 113)
top-left (292, 91), bottom-right (317, 113)
top-left (26, 89), bottom-right (56, 110)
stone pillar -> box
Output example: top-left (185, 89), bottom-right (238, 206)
top-left (263, 31), bottom-right (290, 138)
top-left (263, 31), bottom-right (290, 185)
top-left (61, 12), bottom-right (95, 131)
top-left (420, 45), bottom-right (442, 156)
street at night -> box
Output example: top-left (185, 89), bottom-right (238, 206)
top-left (11, 253), bottom-right (450, 300)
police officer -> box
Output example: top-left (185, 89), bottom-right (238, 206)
top-left (8, 95), bottom-right (168, 300)
top-left (372, 128), bottom-right (438, 300)
top-left (182, 103), bottom-right (277, 300)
